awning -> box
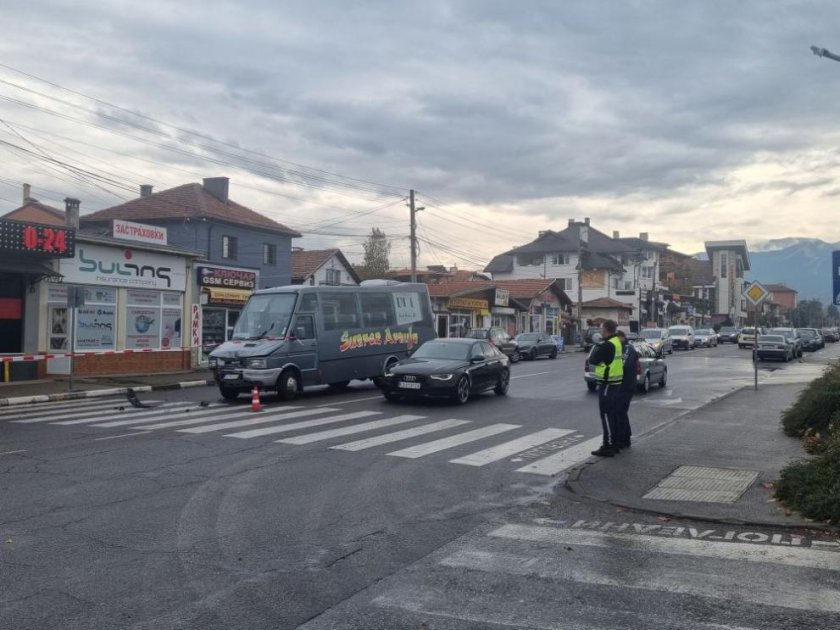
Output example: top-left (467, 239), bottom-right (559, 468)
top-left (207, 288), bottom-right (251, 305)
top-left (0, 257), bottom-right (61, 279)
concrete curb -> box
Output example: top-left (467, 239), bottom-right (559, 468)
top-left (0, 379), bottom-right (214, 407)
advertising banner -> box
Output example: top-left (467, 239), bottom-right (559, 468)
top-left (59, 243), bottom-right (186, 291)
top-left (126, 307), bottom-right (160, 349)
top-left (75, 305), bottom-right (117, 350)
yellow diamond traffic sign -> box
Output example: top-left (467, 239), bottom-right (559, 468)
top-left (744, 281), bottom-right (769, 306)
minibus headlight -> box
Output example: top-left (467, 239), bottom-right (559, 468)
top-left (244, 358), bottom-right (268, 369)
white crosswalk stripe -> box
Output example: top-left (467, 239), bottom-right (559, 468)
top-left (179, 407), bottom-right (357, 434)
top-left (387, 423), bottom-right (520, 459)
top-left (50, 402), bottom-right (195, 426)
top-left (146, 406), bottom-right (320, 432)
top-left (276, 415), bottom-right (426, 445)
top-left (331, 419), bottom-right (471, 452)
top-left (93, 405), bottom-right (239, 428)
top-left (448, 428), bottom-right (575, 467)
top-left (8, 399), bottom-right (146, 423)
top-left (514, 435), bottom-right (604, 475)
top-left (0, 398), bottom-right (126, 417)
top-left (222, 411), bottom-right (380, 439)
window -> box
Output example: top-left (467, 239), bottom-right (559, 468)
top-left (720, 253), bottom-right (728, 278)
top-left (263, 243), bottom-right (276, 265)
top-left (470, 343), bottom-right (485, 360)
top-left (559, 278), bottom-right (573, 291)
top-left (321, 293), bottom-right (360, 331)
top-left (325, 268), bottom-right (341, 285)
top-left (481, 342), bottom-right (497, 359)
top-left (517, 254), bottom-right (544, 267)
top-left (47, 285), bottom-right (117, 351)
top-left (360, 293), bottom-right (396, 327)
top-left (292, 315), bottom-right (315, 339)
top-left (126, 290), bottom-right (183, 349)
top-left (299, 293), bottom-right (318, 311)
top-left (222, 235), bottom-right (238, 260)
top-left (551, 254), bottom-right (568, 265)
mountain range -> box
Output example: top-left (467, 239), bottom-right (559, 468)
top-left (692, 238), bottom-right (837, 304)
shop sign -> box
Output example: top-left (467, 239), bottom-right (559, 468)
top-left (75, 306), bottom-right (116, 350)
top-left (112, 219), bottom-right (167, 246)
top-left (494, 288), bottom-right (510, 307)
top-left (0, 218), bottom-right (75, 257)
top-left (198, 266), bottom-right (257, 290)
top-left (191, 304), bottom-right (202, 347)
top-left (207, 288), bottom-right (251, 305)
top-left (448, 297), bottom-right (489, 310)
top-left (58, 243), bottom-right (186, 291)
top-left (582, 270), bottom-right (606, 289)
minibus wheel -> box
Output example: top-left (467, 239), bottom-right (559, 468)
top-left (277, 370), bottom-right (300, 401)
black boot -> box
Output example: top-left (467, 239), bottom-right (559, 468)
top-left (591, 444), bottom-right (615, 457)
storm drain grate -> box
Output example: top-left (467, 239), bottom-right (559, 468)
top-left (642, 466), bottom-right (759, 503)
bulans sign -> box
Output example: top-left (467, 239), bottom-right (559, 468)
top-left (58, 243), bottom-right (187, 291)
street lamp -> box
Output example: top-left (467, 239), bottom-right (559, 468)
top-left (811, 45), bottom-right (840, 63)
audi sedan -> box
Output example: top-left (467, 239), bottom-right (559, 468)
top-left (378, 338), bottom-right (510, 405)
top-left (514, 332), bottom-right (559, 360)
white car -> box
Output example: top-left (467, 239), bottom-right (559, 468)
top-left (694, 328), bottom-right (718, 347)
top-left (668, 325), bottom-right (695, 350)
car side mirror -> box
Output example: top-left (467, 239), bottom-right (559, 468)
top-left (470, 356), bottom-right (485, 364)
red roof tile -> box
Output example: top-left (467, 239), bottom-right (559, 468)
top-left (2, 201), bottom-right (66, 226)
top-left (80, 183), bottom-right (301, 237)
top-left (291, 249), bottom-right (360, 283)
top-left (427, 281), bottom-right (496, 297)
top-left (582, 297), bottom-right (633, 309)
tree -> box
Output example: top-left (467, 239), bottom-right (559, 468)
top-left (826, 304), bottom-right (839, 325)
top-left (791, 299), bottom-right (826, 328)
top-left (358, 228), bottom-right (391, 280)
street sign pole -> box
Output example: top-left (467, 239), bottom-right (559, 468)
top-left (833, 250), bottom-right (840, 307)
top-left (67, 287), bottom-right (85, 392)
top-left (743, 281), bottom-right (770, 391)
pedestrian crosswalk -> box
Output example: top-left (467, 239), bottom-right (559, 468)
top-left (2, 397), bottom-right (597, 476)
top-left (299, 518), bottom-right (840, 629)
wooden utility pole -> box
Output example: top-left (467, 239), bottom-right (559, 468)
top-left (410, 189), bottom-right (417, 283)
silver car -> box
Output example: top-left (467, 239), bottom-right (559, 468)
top-left (694, 328), bottom-right (718, 347)
top-left (638, 328), bottom-right (673, 355)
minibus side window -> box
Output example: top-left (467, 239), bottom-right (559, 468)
top-left (293, 315), bottom-right (315, 340)
top-left (321, 293), bottom-right (360, 331)
top-left (360, 293), bottom-right (396, 328)
top-left (299, 293), bottom-right (317, 311)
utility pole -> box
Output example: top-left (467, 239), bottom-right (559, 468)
top-left (812, 45), bottom-right (840, 63)
top-left (577, 222), bottom-right (586, 346)
top-left (409, 189), bottom-right (418, 283)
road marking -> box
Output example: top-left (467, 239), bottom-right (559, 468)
top-left (510, 371), bottom-right (555, 380)
top-left (168, 407), bottom-right (340, 433)
top-left (316, 394), bottom-right (383, 407)
top-left (138, 406), bottom-right (307, 431)
top-left (0, 398), bottom-right (125, 417)
top-left (440, 548), bottom-right (840, 614)
top-left (49, 402), bottom-right (195, 425)
top-left (489, 524), bottom-right (840, 571)
top-left (9, 399), bottom-right (155, 423)
top-left (449, 428), bottom-right (575, 467)
top-left (331, 419), bottom-right (471, 451)
top-left (0, 449), bottom-right (27, 455)
top-left (223, 410), bottom-right (380, 439)
top-left (515, 435), bottom-right (603, 475)
top-left (277, 415), bottom-right (425, 445)
top-left (93, 405), bottom-right (231, 428)
top-left (387, 424), bottom-right (520, 459)
top-left (92, 431), bottom-right (152, 441)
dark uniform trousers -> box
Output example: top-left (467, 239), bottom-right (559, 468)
top-left (597, 382), bottom-right (620, 448)
top-left (613, 388), bottom-right (633, 447)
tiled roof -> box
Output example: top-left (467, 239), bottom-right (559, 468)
top-left (484, 254), bottom-right (513, 273)
top-left (427, 281), bottom-right (496, 298)
top-left (491, 279), bottom-right (555, 300)
top-left (582, 297), bottom-right (634, 309)
top-left (80, 183), bottom-right (301, 237)
top-left (506, 223), bottom-right (635, 256)
top-left (291, 249), bottom-right (360, 283)
top-left (2, 200), bottom-right (66, 226)
top-left (765, 283), bottom-right (797, 293)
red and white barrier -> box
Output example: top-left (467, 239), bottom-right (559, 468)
top-left (0, 348), bottom-right (189, 362)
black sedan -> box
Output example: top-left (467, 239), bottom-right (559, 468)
top-left (514, 332), bottom-right (559, 360)
top-left (378, 338), bottom-right (510, 404)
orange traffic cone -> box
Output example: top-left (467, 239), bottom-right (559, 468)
top-left (250, 385), bottom-right (262, 412)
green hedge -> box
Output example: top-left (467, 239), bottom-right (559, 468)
top-left (780, 363), bottom-right (840, 437)
top-left (776, 365), bottom-right (840, 523)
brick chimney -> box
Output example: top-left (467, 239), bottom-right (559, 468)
top-left (568, 218), bottom-right (576, 227)
top-left (613, 230), bottom-right (620, 239)
top-left (140, 184), bottom-right (153, 197)
top-left (64, 198), bottom-right (80, 228)
top-left (584, 217), bottom-right (590, 226)
top-left (640, 232), bottom-right (649, 241)
top-left (203, 177), bottom-right (229, 202)
top-left (22, 183), bottom-right (31, 204)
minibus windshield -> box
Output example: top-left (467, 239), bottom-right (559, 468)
top-left (232, 293), bottom-right (297, 340)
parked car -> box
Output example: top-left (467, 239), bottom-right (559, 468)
top-left (756, 334), bottom-right (793, 362)
top-left (770, 327), bottom-right (803, 358)
top-left (584, 340), bottom-right (667, 393)
top-left (737, 327), bottom-right (763, 349)
top-left (514, 332), bottom-right (559, 360)
top-left (668, 325), bottom-right (695, 350)
top-left (820, 327), bottom-right (839, 342)
top-left (717, 326), bottom-right (738, 343)
top-left (694, 328), bottom-right (718, 347)
top-left (466, 327), bottom-right (520, 363)
top-left (638, 328), bottom-right (673, 354)
top-left (379, 338), bottom-right (510, 404)
top-left (798, 328), bottom-right (824, 351)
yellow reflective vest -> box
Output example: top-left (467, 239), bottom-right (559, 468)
top-left (594, 336), bottom-right (624, 384)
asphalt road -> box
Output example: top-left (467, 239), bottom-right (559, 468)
top-left (1, 342), bottom-right (838, 629)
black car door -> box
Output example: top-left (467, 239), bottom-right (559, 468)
top-left (481, 341), bottom-right (504, 387)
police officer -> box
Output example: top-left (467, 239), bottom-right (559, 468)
top-left (614, 330), bottom-right (639, 449)
top-left (589, 319), bottom-right (623, 457)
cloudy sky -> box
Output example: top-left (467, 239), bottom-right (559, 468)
top-left (1, 1), bottom-right (840, 268)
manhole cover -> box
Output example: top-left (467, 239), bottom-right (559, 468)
top-left (642, 466), bottom-right (758, 503)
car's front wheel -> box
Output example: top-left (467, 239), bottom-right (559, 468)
top-left (659, 370), bottom-right (667, 388)
top-left (510, 351), bottom-right (521, 364)
top-left (276, 370), bottom-right (299, 401)
top-left (383, 390), bottom-right (402, 403)
top-left (639, 373), bottom-right (651, 393)
top-left (494, 369), bottom-right (510, 396)
top-left (550, 348), bottom-right (558, 359)
top-left (453, 375), bottom-right (471, 405)
top-left (529, 348), bottom-right (537, 361)
top-left (219, 386), bottom-right (241, 401)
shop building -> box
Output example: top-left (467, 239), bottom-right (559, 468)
top-left (79, 177), bottom-right (301, 360)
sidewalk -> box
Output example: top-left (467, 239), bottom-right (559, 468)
top-left (564, 383), bottom-right (834, 530)
top-left (0, 369), bottom-right (214, 406)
